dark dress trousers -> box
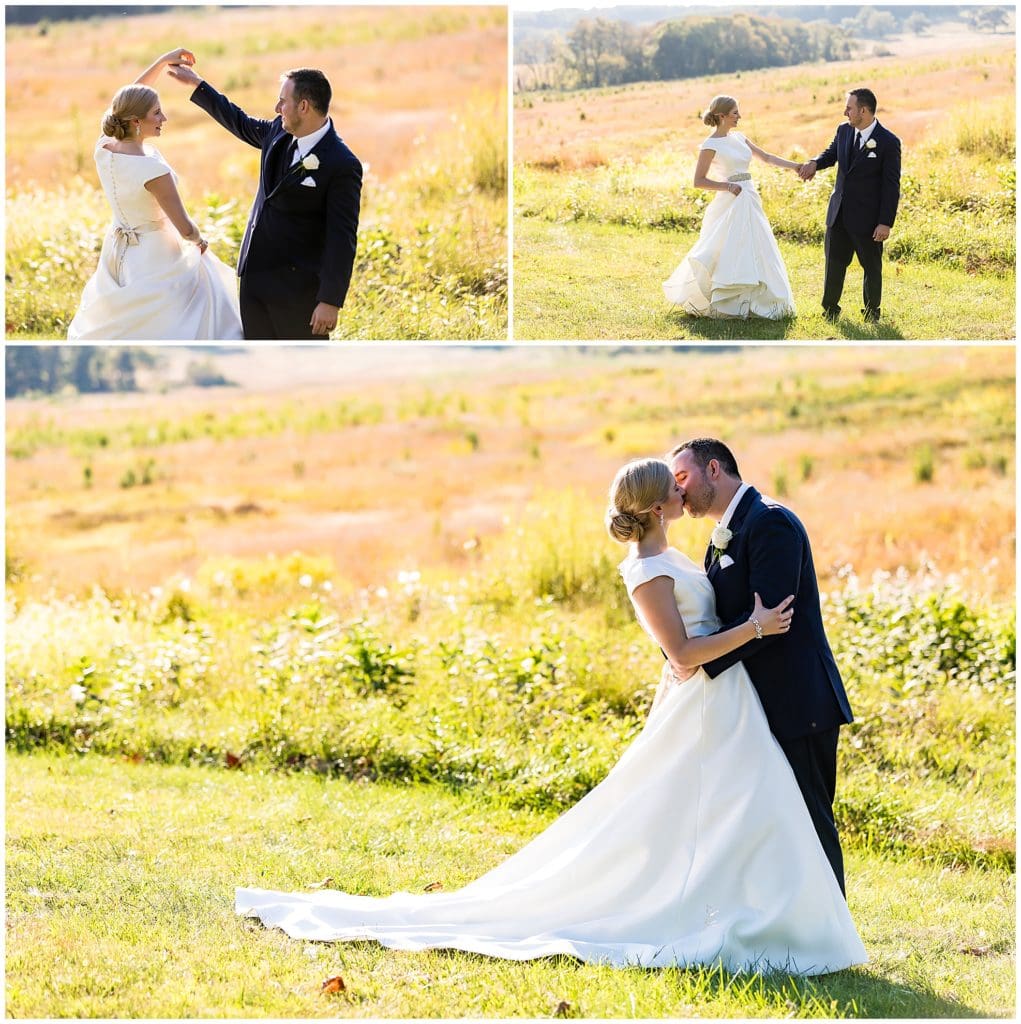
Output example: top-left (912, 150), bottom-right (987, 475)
top-left (702, 486), bottom-right (853, 892)
top-left (812, 120), bottom-right (901, 318)
top-left (191, 80), bottom-right (362, 340)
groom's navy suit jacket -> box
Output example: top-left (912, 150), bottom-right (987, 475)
top-left (702, 487), bottom-right (853, 741)
top-left (191, 80), bottom-right (362, 308)
top-left (813, 121), bottom-right (901, 235)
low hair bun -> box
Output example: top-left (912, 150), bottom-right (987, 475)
top-left (702, 95), bottom-right (737, 131)
top-left (606, 458), bottom-right (674, 545)
top-left (606, 507), bottom-right (643, 544)
top-left (102, 111), bottom-right (126, 140)
top-left (102, 84), bottom-right (159, 143)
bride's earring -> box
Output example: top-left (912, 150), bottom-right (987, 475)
top-left (136, 124), bottom-right (141, 137)
top-left (657, 510), bottom-right (664, 528)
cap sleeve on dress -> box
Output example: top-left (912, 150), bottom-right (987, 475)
top-left (136, 154), bottom-right (172, 187)
top-left (619, 556), bottom-right (674, 597)
top-left (698, 137), bottom-right (719, 152)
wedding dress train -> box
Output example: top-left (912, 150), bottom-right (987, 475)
top-left (237, 548), bottom-right (866, 975)
top-left (663, 132), bottom-right (794, 319)
top-left (67, 138), bottom-right (243, 340)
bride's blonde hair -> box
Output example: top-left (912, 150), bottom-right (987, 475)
top-left (102, 84), bottom-right (158, 140)
top-left (702, 95), bottom-right (737, 128)
top-left (606, 458), bottom-right (674, 543)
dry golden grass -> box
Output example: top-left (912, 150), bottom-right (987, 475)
top-left (6, 5), bottom-right (507, 191)
top-left (513, 26), bottom-right (1014, 169)
top-left (5, 346), bottom-right (1014, 602)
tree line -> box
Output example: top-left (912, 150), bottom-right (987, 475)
top-left (516, 7), bottom-right (1013, 91)
top-left (5, 347), bottom-right (153, 398)
top-left (520, 13), bottom-right (854, 91)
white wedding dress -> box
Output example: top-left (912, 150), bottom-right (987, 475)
top-left (663, 132), bottom-right (794, 319)
top-left (237, 548), bottom-right (867, 975)
top-left (67, 138), bottom-right (242, 340)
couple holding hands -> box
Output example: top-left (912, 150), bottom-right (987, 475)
top-left (68, 48), bottom-right (362, 341)
top-left (663, 89), bottom-right (901, 324)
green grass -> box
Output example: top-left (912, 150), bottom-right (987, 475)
top-left (6, 751), bottom-right (1014, 1018)
top-left (512, 217), bottom-right (1016, 341)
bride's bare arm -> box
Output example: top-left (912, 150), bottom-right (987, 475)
top-left (136, 48), bottom-right (197, 87)
top-left (744, 137), bottom-right (801, 171)
top-left (631, 576), bottom-right (793, 671)
top-left (144, 173), bottom-right (207, 251)
top-left (693, 148), bottom-right (743, 195)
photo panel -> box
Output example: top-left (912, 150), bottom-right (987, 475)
top-left (6, 342), bottom-right (1014, 1015)
top-left (512, 2), bottom-right (1016, 341)
top-left (6, 3), bottom-right (508, 341)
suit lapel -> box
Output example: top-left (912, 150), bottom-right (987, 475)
top-left (727, 486), bottom-right (759, 538)
top-left (706, 486), bottom-right (758, 578)
top-left (266, 132), bottom-right (294, 190)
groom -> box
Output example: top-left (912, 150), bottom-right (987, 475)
top-left (669, 438), bottom-right (853, 893)
top-left (799, 88), bottom-right (901, 323)
top-left (168, 59), bottom-right (362, 339)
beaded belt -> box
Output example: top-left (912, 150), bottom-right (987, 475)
top-left (106, 220), bottom-right (164, 286)
top-left (728, 173), bottom-right (752, 182)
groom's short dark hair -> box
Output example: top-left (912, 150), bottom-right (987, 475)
top-left (849, 88), bottom-right (877, 113)
top-left (670, 438), bottom-right (741, 479)
top-left (285, 68), bottom-right (331, 115)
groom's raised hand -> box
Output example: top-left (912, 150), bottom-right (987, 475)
top-left (167, 61), bottom-right (203, 88)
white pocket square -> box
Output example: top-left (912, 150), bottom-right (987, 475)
top-left (718, 554), bottom-right (735, 569)
top-left (867, 152), bottom-right (877, 159)
top-left (300, 176), bottom-right (317, 187)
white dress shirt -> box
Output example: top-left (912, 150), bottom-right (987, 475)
top-left (855, 119), bottom-right (878, 151)
top-left (289, 118), bottom-right (333, 165)
top-left (717, 482), bottom-right (751, 530)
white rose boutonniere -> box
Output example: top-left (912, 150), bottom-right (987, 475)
top-left (710, 525), bottom-right (733, 562)
top-left (865, 139), bottom-right (877, 150)
top-left (301, 154), bottom-right (320, 171)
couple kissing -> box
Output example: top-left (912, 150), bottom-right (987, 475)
top-left (234, 438), bottom-right (867, 977)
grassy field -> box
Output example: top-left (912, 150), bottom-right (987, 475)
top-left (513, 217), bottom-right (1015, 341)
top-left (5, 6), bottom-right (507, 340)
top-left (513, 28), bottom-right (1015, 340)
top-left (6, 346), bottom-right (1015, 599)
top-left (6, 346), bottom-right (1015, 1016)
top-left (6, 752), bottom-right (1014, 1018)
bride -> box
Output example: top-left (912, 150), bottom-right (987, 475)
top-left (664, 95), bottom-right (798, 319)
top-left (235, 458), bottom-right (868, 976)
top-left (67, 49), bottom-right (242, 340)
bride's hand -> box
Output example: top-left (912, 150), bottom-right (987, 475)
top-left (727, 182), bottom-right (742, 196)
top-left (751, 592), bottom-right (794, 637)
top-left (159, 48), bottom-right (196, 67)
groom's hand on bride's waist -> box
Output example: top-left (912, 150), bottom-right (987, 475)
top-left (310, 301), bottom-right (339, 336)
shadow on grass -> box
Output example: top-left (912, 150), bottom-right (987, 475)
top-left (334, 944), bottom-right (987, 1018)
top-left (665, 310), bottom-right (907, 342)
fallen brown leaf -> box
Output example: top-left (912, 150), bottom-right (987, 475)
top-left (321, 975), bottom-right (346, 995)
top-left (553, 1000), bottom-right (572, 1017)
top-left (309, 877), bottom-right (334, 890)
top-left (958, 944), bottom-right (993, 957)
top-left (423, 881), bottom-right (444, 892)
top-left (225, 752), bottom-right (242, 768)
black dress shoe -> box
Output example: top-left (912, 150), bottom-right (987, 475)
top-left (823, 307), bottom-right (841, 323)
top-left (862, 307), bottom-right (881, 323)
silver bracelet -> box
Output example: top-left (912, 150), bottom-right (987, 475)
top-left (751, 617), bottom-right (763, 640)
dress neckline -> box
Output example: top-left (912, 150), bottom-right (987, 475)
top-left (99, 143), bottom-right (155, 159)
top-left (630, 547), bottom-right (690, 563)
